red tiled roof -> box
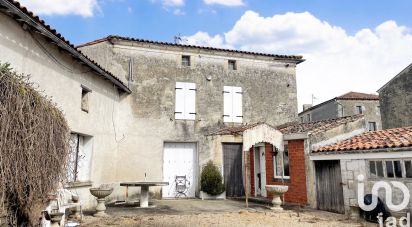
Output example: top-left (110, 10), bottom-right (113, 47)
top-left (208, 122), bottom-right (266, 136)
top-left (208, 115), bottom-right (364, 136)
top-left (0, 0), bottom-right (131, 93)
top-left (277, 115), bottom-right (364, 134)
top-left (337, 91), bottom-right (379, 100)
top-left (313, 126), bottom-right (412, 153)
top-left (77, 35), bottom-right (305, 63)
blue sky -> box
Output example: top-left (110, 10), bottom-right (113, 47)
top-left (19, 0), bottom-right (412, 110)
top-left (34, 0), bottom-right (412, 45)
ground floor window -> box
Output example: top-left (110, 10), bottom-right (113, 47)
top-left (369, 159), bottom-right (412, 179)
top-left (273, 143), bottom-right (290, 179)
top-left (68, 133), bottom-right (93, 182)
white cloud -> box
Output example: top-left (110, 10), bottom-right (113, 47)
top-left (204, 0), bottom-right (244, 7)
top-left (162, 0), bottom-right (184, 7)
top-left (18, 0), bottom-right (99, 17)
top-left (185, 11), bottom-right (412, 111)
top-left (173, 8), bottom-right (186, 16)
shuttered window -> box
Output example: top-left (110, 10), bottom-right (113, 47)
top-left (223, 86), bottom-right (242, 123)
top-left (175, 82), bottom-right (196, 120)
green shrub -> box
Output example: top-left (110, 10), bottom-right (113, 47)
top-left (200, 161), bottom-right (225, 195)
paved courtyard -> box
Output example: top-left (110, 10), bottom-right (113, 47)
top-left (82, 199), bottom-right (373, 226)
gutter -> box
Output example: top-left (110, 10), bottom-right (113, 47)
top-left (0, 0), bottom-right (131, 94)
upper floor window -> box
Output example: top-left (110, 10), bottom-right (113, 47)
top-left (356, 105), bottom-right (364, 114)
top-left (181, 55), bottom-right (191, 67)
top-left (306, 113), bottom-right (311, 122)
top-left (223, 86), bottom-right (242, 123)
top-left (68, 133), bottom-right (93, 182)
top-left (175, 82), bottom-right (196, 120)
top-left (273, 144), bottom-right (290, 179)
top-left (81, 85), bottom-right (91, 113)
top-left (228, 60), bottom-right (237, 70)
top-left (368, 122), bottom-right (377, 131)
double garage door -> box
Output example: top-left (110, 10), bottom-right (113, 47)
top-left (162, 143), bottom-right (197, 198)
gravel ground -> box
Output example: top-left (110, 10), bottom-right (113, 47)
top-left (82, 209), bottom-right (373, 227)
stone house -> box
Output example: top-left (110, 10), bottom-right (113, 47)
top-left (208, 115), bottom-right (367, 208)
top-left (78, 36), bottom-right (304, 200)
top-left (0, 0), bottom-right (309, 209)
top-left (311, 127), bottom-right (412, 217)
top-left (299, 92), bottom-right (382, 131)
top-left (0, 0), bottom-right (131, 209)
top-left (378, 63), bottom-right (412, 129)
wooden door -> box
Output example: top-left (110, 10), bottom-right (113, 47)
top-left (223, 143), bottom-right (244, 197)
top-left (315, 160), bottom-right (345, 214)
top-left (162, 143), bottom-right (197, 198)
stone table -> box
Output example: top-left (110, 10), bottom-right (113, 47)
top-left (120, 182), bottom-right (169, 207)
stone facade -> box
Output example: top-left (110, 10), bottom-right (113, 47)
top-left (339, 153), bottom-right (412, 217)
top-left (378, 64), bottom-right (412, 129)
top-left (299, 94), bottom-right (381, 131)
top-left (79, 37), bottom-right (303, 198)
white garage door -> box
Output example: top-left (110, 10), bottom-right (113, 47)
top-left (162, 143), bottom-right (197, 198)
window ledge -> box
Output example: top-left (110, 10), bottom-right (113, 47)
top-left (65, 181), bottom-right (93, 188)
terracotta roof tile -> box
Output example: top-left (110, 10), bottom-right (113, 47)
top-left (1, 0), bottom-right (131, 93)
top-left (337, 91), bottom-right (379, 100)
top-left (313, 126), bottom-right (412, 153)
top-left (208, 115), bottom-right (363, 136)
top-left (277, 115), bottom-right (364, 134)
top-left (77, 35), bottom-right (304, 62)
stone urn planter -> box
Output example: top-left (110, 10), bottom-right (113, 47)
top-left (49, 212), bottom-right (64, 227)
top-left (89, 187), bottom-right (113, 217)
top-left (265, 185), bottom-right (288, 211)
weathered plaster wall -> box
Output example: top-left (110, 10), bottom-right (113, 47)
top-left (339, 100), bottom-right (382, 130)
top-left (300, 101), bottom-right (337, 122)
top-left (379, 69), bottom-right (412, 129)
top-left (80, 40), bottom-right (300, 197)
top-left (0, 13), bottom-right (124, 209)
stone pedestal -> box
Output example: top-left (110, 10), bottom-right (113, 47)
top-left (140, 185), bottom-right (149, 208)
top-left (94, 198), bottom-right (108, 217)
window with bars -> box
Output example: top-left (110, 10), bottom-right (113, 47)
top-left (68, 134), bottom-right (93, 182)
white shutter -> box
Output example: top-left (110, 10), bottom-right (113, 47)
top-left (185, 83), bottom-right (196, 120)
top-left (223, 86), bottom-right (233, 122)
top-left (233, 87), bottom-right (243, 123)
top-left (175, 82), bottom-right (185, 120)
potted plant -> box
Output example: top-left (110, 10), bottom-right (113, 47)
top-left (200, 161), bottom-right (226, 200)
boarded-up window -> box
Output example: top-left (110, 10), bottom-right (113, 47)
top-left (68, 134), bottom-right (93, 182)
top-left (175, 82), bottom-right (196, 120)
top-left (223, 86), bottom-right (242, 123)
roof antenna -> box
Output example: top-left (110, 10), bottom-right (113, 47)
top-left (174, 33), bottom-right (188, 44)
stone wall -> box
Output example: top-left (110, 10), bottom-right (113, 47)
top-left (339, 99), bottom-right (382, 130)
top-left (379, 67), bottom-right (412, 129)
